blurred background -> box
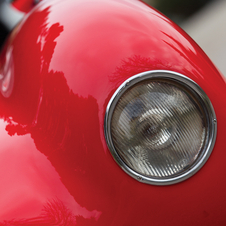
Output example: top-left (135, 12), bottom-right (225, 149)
top-left (143, 0), bottom-right (213, 24)
top-left (143, 0), bottom-right (226, 78)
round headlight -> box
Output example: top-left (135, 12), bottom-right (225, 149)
top-left (105, 70), bottom-right (217, 185)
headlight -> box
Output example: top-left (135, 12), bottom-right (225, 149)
top-left (105, 70), bottom-right (217, 185)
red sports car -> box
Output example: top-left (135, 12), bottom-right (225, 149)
top-left (0, 0), bottom-right (225, 225)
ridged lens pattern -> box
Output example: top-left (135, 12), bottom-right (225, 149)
top-left (111, 79), bottom-right (206, 179)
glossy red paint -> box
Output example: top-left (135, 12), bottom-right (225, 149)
top-left (12, 0), bottom-right (36, 13)
top-left (0, 0), bottom-right (226, 225)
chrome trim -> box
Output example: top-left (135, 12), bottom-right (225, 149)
top-left (104, 70), bottom-right (217, 185)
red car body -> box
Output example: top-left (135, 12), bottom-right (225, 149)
top-left (0, 0), bottom-right (226, 225)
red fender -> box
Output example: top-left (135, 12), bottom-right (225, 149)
top-left (0, 0), bottom-right (226, 225)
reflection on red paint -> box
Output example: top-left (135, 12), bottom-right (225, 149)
top-left (0, 47), bottom-right (14, 98)
top-left (0, 0), bottom-right (226, 225)
top-left (0, 4), bottom-right (102, 224)
top-left (0, 199), bottom-right (100, 225)
top-left (12, 0), bottom-right (37, 13)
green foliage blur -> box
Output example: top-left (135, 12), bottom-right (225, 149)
top-left (143, 0), bottom-right (213, 24)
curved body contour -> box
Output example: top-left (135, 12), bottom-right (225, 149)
top-left (0, 0), bottom-right (226, 225)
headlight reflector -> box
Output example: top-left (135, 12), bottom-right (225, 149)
top-left (105, 70), bottom-right (217, 185)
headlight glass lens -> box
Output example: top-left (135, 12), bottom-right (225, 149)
top-left (105, 71), bottom-right (216, 185)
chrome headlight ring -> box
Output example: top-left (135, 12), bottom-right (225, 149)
top-left (104, 70), bottom-right (217, 185)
